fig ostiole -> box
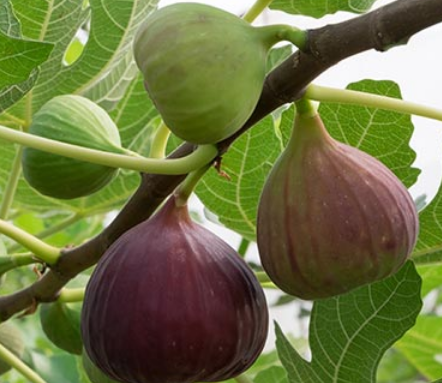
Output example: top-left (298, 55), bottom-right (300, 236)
top-left (133, 2), bottom-right (305, 144)
top-left (81, 195), bottom-right (269, 383)
top-left (257, 106), bottom-right (419, 300)
top-left (22, 95), bottom-right (125, 199)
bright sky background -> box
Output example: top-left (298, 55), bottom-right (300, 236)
top-left (157, 0), bottom-right (442, 350)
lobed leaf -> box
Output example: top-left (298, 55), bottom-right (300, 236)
top-left (395, 315), bottom-right (442, 380)
top-left (276, 261), bottom-right (422, 383)
top-left (270, 0), bottom-right (380, 18)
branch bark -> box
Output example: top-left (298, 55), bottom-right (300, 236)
top-left (1, 0), bottom-right (441, 321)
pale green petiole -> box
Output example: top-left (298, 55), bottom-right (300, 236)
top-left (0, 145), bottom-right (23, 220)
top-left (0, 125), bottom-right (218, 175)
top-left (0, 220), bottom-right (60, 264)
top-left (0, 342), bottom-right (48, 383)
top-left (149, 122), bottom-right (171, 159)
top-left (243, 0), bottom-right (274, 23)
top-left (305, 84), bottom-right (442, 122)
top-left (174, 163), bottom-right (212, 207)
top-left (0, 253), bottom-right (37, 275)
top-left (58, 288), bottom-right (85, 303)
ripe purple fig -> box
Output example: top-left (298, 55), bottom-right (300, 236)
top-left (257, 110), bottom-right (419, 300)
top-left (82, 196), bottom-right (268, 383)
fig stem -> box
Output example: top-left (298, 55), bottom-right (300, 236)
top-left (0, 125), bottom-right (218, 175)
top-left (7, 213), bottom-right (83, 255)
top-left (58, 288), bottom-right (85, 303)
top-left (258, 25), bottom-right (307, 50)
top-left (0, 253), bottom-right (37, 275)
top-left (295, 97), bottom-right (318, 117)
top-left (305, 84), bottom-right (442, 122)
top-left (0, 144), bottom-right (23, 220)
top-left (237, 238), bottom-right (250, 257)
top-left (174, 163), bottom-right (212, 206)
top-left (243, 0), bottom-right (274, 23)
top-left (255, 271), bottom-right (273, 284)
top-left (149, 121), bottom-right (171, 159)
top-left (0, 220), bottom-right (60, 265)
top-left (0, 342), bottom-right (48, 383)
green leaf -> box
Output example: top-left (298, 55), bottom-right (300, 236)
top-left (270, 0), bottom-right (379, 18)
top-left (395, 315), bottom-right (442, 380)
top-left (275, 261), bottom-right (422, 383)
top-left (0, 1), bottom-right (21, 37)
top-left (376, 349), bottom-right (421, 383)
top-left (255, 366), bottom-right (289, 383)
top-left (196, 111), bottom-right (292, 241)
top-left (14, 0), bottom-right (157, 112)
top-left (318, 80), bottom-right (419, 188)
top-left (0, 32), bottom-right (53, 89)
top-left (0, 68), bottom-right (39, 113)
top-left (417, 263), bottom-right (442, 297)
top-left (413, 178), bottom-right (442, 264)
top-left (28, 352), bottom-right (79, 383)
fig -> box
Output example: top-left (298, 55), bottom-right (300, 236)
top-left (257, 111), bottom-right (419, 300)
top-left (134, 3), bottom-right (303, 144)
top-left (0, 322), bottom-right (25, 375)
top-left (22, 95), bottom-right (125, 199)
top-left (82, 195), bottom-right (268, 383)
top-left (40, 301), bottom-right (82, 355)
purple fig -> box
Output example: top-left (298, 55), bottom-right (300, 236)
top-left (81, 196), bottom-right (268, 383)
top-left (257, 111), bottom-right (419, 300)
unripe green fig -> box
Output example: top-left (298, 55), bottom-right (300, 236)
top-left (134, 2), bottom-right (303, 144)
top-left (82, 195), bottom-right (268, 383)
top-left (22, 95), bottom-right (125, 199)
top-left (40, 301), bottom-right (82, 355)
top-left (0, 322), bottom-right (25, 375)
top-left (257, 111), bottom-right (419, 300)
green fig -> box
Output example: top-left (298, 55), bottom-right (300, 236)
top-left (0, 322), bottom-right (25, 375)
top-left (40, 301), bottom-right (82, 355)
top-left (257, 110), bottom-right (419, 300)
top-left (22, 95), bottom-right (125, 199)
top-left (134, 2), bottom-right (303, 144)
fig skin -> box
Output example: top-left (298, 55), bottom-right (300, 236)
top-left (134, 3), bottom-right (297, 144)
top-left (257, 112), bottom-right (419, 300)
top-left (81, 195), bottom-right (268, 383)
top-left (22, 95), bottom-right (125, 199)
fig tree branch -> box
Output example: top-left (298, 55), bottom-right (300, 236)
top-left (0, 0), bottom-right (441, 321)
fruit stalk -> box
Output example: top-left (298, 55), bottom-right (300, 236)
top-left (243, 0), bottom-right (274, 23)
top-left (0, 253), bottom-right (37, 275)
top-left (305, 84), bottom-right (442, 121)
top-left (0, 220), bottom-right (60, 264)
top-left (149, 122), bottom-right (171, 159)
top-left (174, 163), bottom-right (212, 206)
top-left (0, 342), bottom-right (48, 383)
top-left (0, 145), bottom-right (23, 220)
top-left (57, 288), bottom-right (85, 303)
top-left (0, 125), bottom-right (218, 175)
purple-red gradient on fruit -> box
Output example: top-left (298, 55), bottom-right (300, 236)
top-left (81, 196), bottom-right (268, 383)
top-left (257, 112), bottom-right (419, 300)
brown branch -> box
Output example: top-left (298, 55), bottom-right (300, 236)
top-left (1, 0), bottom-right (441, 321)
